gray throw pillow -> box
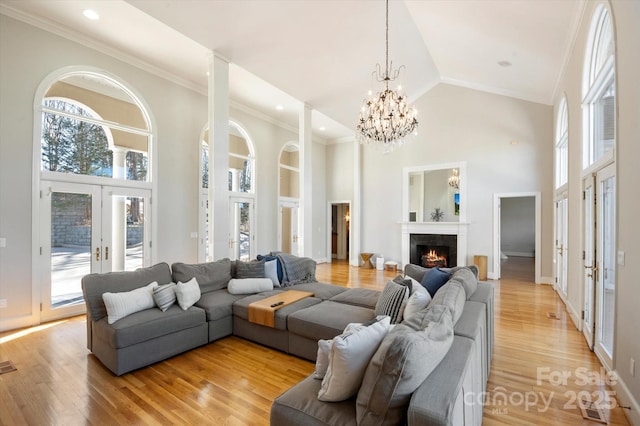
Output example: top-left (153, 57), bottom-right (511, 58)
top-left (450, 267), bottom-right (478, 300)
top-left (375, 280), bottom-right (410, 324)
top-left (171, 259), bottom-right (232, 293)
top-left (235, 259), bottom-right (266, 278)
top-left (356, 306), bottom-right (454, 425)
top-left (430, 280), bottom-right (466, 325)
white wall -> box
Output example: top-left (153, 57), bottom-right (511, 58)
top-left (500, 197), bottom-right (535, 257)
top-left (357, 83), bottom-right (554, 274)
top-left (554, 0), bottom-right (640, 415)
top-left (0, 15), bottom-right (329, 330)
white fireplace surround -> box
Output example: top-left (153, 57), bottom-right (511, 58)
top-left (401, 222), bottom-right (468, 269)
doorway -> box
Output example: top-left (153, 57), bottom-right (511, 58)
top-left (39, 181), bottom-right (151, 321)
top-left (328, 202), bottom-right (350, 263)
top-left (229, 197), bottom-right (254, 261)
top-left (493, 192), bottom-right (541, 282)
top-left (279, 200), bottom-right (299, 256)
top-left (582, 164), bottom-right (616, 369)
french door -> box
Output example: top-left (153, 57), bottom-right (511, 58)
top-left (582, 164), bottom-right (616, 369)
top-left (279, 200), bottom-right (299, 256)
top-left (229, 197), bottom-right (254, 261)
top-left (39, 181), bottom-right (151, 321)
top-left (555, 197), bottom-right (568, 300)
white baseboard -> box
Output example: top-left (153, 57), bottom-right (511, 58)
top-left (0, 314), bottom-right (37, 333)
top-left (487, 271), bottom-right (498, 280)
top-left (564, 300), bottom-right (581, 331)
top-left (503, 251), bottom-right (535, 258)
top-left (613, 372), bottom-right (640, 425)
top-left (539, 275), bottom-right (554, 285)
top-left (314, 257), bottom-right (329, 264)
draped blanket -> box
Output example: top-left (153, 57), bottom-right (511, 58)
top-left (274, 252), bottom-right (317, 286)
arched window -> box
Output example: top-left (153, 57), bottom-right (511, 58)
top-left (41, 74), bottom-right (151, 181)
top-left (555, 97), bottom-right (568, 189)
top-left (582, 5), bottom-right (615, 169)
top-left (228, 122), bottom-right (255, 193)
top-left (35, 69), bottom-right (154, 321)
top-left (198, 121), bottom-right (256, 261)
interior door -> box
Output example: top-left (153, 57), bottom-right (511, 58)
top-left (594, 164), bottom-right (616, 369)
top-left (40, 182), bottom-right (151, 322)
top-left (582, 175), bottom-right (596, 350)
top-left (279, 201), bottom-right (299, 256)
top-left (229, 197), bottom-right (254, 261)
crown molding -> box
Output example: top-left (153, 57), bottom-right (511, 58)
top-left (0, 4), bottom-right (206, 96)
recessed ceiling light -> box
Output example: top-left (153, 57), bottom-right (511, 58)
top-left (319, 127), bottom-right (326, 131)
top-left (498, 60), bottom-right (512, 67)
top-left (275, 105), bottom-right (284, 111)
top-left (83, 9), bottom-right (100, 20)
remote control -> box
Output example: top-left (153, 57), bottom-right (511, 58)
top-left (270, 301), bottom-right (284, 308)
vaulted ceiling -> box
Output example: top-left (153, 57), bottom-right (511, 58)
top-left (1, 0), bottom-right (585, 140)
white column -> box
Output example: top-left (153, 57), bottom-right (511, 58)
top-left (299, 104), bottom-right (313, 257)
top-left (208, 53), bottom-right (230, 260)
top-left (351, 138), bottom-right (361, 266)
top-left (111, 148), bottom-right (126, 270)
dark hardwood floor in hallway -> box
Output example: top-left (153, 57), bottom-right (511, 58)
top-left (0, 260), bottom-right (630, 425)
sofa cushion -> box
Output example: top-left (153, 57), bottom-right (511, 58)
top-left (450, 267), bottom-right (478, 300)
top-left (431, 280), bottom-right (466, 325)
top-left (404, 263), bottom-right (479, 283)
top-left (171, 259), bottom-right (232, 293)
top-left (227, 278), bottom-right (273, 295)
top-left (318, 316), bottom-right (391, 402)
top-left (82, 262), bottom-right (172, 322)
top-left (375, 280), bottom-right (410, 324)
top-left (330, 288), bottom-right (380, 309)
top-left (153, 283), bottom-right (177, 312)
top-left (288, 301), bottom-right (375, 341)
top-left (356, 307), bottom-right (454, 425)
top-left (290, 282), bottom-right (346, 300)
top-left (271, 375), bottom-right (357, 426)
top-left (94, 304), bottom-right (206, 349)
top-left (196, 289), bottom-right (246, 322)
top-left (102, 282), bottom-right (158, 324)
top-left (232, 290), bottom-right (321, 330)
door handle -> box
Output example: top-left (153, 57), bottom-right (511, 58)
top-left (105, 246), bottom-right (109, 260)
top-left (584, 264), bottom-right (598, 278)
top-left (96, 247), bottom-right (100, 261)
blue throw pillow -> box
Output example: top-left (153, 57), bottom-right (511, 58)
top-left (257, 254), bottom-right (283, 282)
top-left (420, 267), bottom-right (451, 297)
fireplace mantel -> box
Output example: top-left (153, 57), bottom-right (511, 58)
top-left (400, 222), bottom-right (468, 268)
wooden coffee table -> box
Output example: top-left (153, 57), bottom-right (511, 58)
top-left (248, 290), bottom-right (314, 328)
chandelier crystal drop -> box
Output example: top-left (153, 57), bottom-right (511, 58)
top-left (356, 0), bottom-right (418, 154)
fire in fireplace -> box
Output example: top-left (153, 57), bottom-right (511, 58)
top-left (409, 234), bottom-right (457, 268)
top-left (419, 245), bottom-right (449, 268)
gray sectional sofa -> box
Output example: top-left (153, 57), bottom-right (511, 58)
top-left (81, 256), bottom-right (493, 425)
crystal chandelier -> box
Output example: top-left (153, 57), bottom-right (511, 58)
top-left (448, 169), bottom-right (460, 189)
top-left (356, 0), bottom-right (418, 154)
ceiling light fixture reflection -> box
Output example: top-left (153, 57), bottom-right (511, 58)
top-left (83, 9), bottom-right (100, 20)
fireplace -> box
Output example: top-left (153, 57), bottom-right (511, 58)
top-left (410, 234), bottom-right (457, 268)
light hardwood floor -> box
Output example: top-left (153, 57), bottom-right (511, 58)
top-left (0, 260), bottom-right (630, 425)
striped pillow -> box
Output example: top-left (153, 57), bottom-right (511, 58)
top-left (153, 283), bottom-right (177, 312)
top-left (235, 259), bottom-right (266, 278)
top-left (375, 280), bottom-right (410, 324)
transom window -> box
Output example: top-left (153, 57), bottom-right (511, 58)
top-left (582, 6), bottom-right (615, 169)
top-left (279, 143), bottom-right (300, 198)
top-left (41, 74), bottom-right (150, 181)
top-left (228, 123), bottom-right (254, 193)
top-left (555, 97), bottom-right (568, 189)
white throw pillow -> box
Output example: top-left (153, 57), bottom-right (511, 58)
top-left (402, 284), bottom-right (432, 322)
top-left (175, 277), bottom-right (201, 310)
top-left (227, 278), bottom-right (274, 295)
top-left (102, 281), bottom-right (158, 324)
top-left (318, 316), bottom-right (391, 402)
top-left (314, 339), bottom-right (333, 379)
top-left (264, 260), bottom-right (280, 287)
